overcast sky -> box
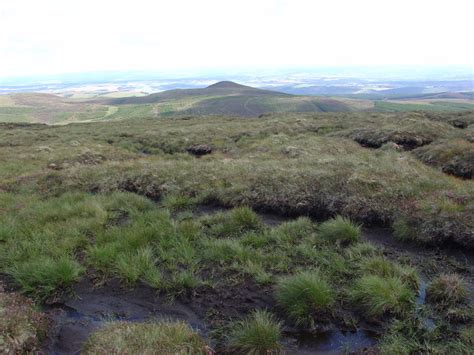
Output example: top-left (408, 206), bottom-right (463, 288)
top-left (1, 0), bottom-right (473, 78)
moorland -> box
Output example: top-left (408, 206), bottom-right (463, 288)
top-left (1, 81), bottom-right (473, 125)
top-left (0, 102), bottom-right (473, 353)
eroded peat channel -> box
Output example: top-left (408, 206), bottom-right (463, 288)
top-left (32, 206), bottom-right (473, 354)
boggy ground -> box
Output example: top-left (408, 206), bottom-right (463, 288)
top-left (1, 198), bottom-right (473, 353)
top-left (0, 111), bottom-right (473, 353)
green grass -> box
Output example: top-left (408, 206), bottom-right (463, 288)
top-left (0, 110), bottom-right (472, 352)
top-left (228, 310), bottom-right (282, 354)
top-left (361, 256), bottom-right (420, 290)
top-left (201, 207), bottom-right (262, 238)
top-left (349, 275), bottom-right (415, 317)
top-left (83, 321), bottom-right (208, 354)
top-left (375, 100), bottom-right (474, 112)
top-left (275, 271), bottom-right (334, 326)
top-left (9, 257), bottom-right (83, 299)
top-left (318, 216), bottom-right (361, 245)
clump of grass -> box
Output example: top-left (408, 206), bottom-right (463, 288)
top-left (426, 274), bottom-right (468, 307)
top-left (83, 320), bottom-right (208, 354)
top-left (345, 242), bottom-right (379, 261)
top-left (460, 325), bottom-right (474, 346)
top-left (114, 247), bottom-right (162, 287)
top-left (168, 270), bottom-right (202, 293)
top-left (9, 256), bottom-right (83, 299)
top-left (361, 256), bottom-right (420, 290)
top-left (202, 207), bottom-right (262, 238)
top-left (272, 217), bottom-right (316, 244)
top-left (162, 194), bottom-right (196, 211)
top-left (0, 287), bottom-right (48, 354)
top-left (392, 217), bottom-right (417, 241)
top-left (379, 317), bottom-right (474, 354)
top-left (349, 275), bottom-right (415, 317)
top-left (275, 271), bottom-right (333, 326)
top-left (318, 216), bottom-right (361, 245)
top-left (228, 309), bottom-right (282, 354)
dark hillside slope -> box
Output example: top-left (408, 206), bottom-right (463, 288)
top-left (107, 81), bottom-right (290, 105)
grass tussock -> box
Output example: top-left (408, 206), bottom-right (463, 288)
top-left (275, 271), bottom-right (333, 326)
top-left (318, 216), bottom-right (361, 245)
top-left (228, 310), bottom-right (282, 354)
top-left (361, 256), bottom-right (420, 290)
top-left (349, 275), bottom-right (415, 318)
top-left (426, 274), bottom-right (468, 307)
top-left (201, 207), bottom-right (262, 238)
top-left (83, 320), bottom-right (208, 354)
top-left (9, 257), bottom-right (83, 299)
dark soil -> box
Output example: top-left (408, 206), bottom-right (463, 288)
top-left (41, 278), bottom-right (206, 354)
top-left (351, 129), bottom-right (432, 150)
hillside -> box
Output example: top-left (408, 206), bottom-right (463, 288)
top-left (107, 81), bottom-right (290, 105)
top-left (1, 81), bottom-right (473, 124)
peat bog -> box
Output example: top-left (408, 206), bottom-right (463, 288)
top-left (0, 111), bottom-right (473, 354)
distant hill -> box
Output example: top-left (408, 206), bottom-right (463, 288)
top-left (105, 81), bottom-right (290, 105)
top-left (103, 81), bottom-right (363, 117)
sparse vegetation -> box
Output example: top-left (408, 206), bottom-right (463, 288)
top-left (0, 287), bottom-right (48, 354)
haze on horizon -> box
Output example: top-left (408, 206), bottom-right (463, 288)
top-left (1, 0), bottom-right (473, 80)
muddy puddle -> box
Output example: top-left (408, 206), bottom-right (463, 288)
top-left (291, 330), bottom-right (376, 354)
top-left (42, 278), bottom-right (377, 354)
top-left (42, 279), bottom-right (206, 354)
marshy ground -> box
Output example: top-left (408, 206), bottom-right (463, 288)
top-left (0, 111), bottom-right (473, 353)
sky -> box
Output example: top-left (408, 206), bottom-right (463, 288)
top-left (0, 0), bottom-right (473, 79)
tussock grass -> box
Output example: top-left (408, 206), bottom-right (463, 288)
top-left (318, 216), bottom-right (361, 245)
top-left (275, 271), bottom-right (333, 326)
top-left (426, 274), bottom-right (468, 307)
top-left (349, 275), bottom-right (415, 317)
top-left (272, 217), bottom-right (316, 244)
top-left (114, 247), bottom-right (161, 286)
top-left (201, 207), bottom-right (262, 238)
top-left (379, 317), bottom-right (474, 354)
top-left (83, 321), bottom-right (208, 354)
top-left (162, 194), bottom-right (197, 211)
top-left (9, 257), bottom-right (83, 299)
top-left (228, 310), bottom-right (282, 354)
top-left (361, 256), bottom-right (420, 290)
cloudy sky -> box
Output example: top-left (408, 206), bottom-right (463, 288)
top-left (1, 0), bottom-right (473, 78)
